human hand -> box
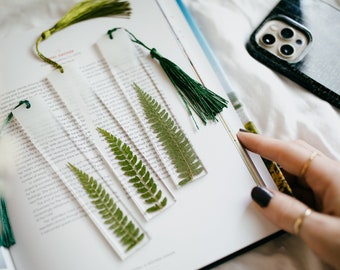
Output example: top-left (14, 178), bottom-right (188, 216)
top-left (237, 131), bottom-right (340, 270)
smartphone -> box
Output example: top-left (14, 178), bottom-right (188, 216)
top-left (246, 0), bottom-right (340, 108)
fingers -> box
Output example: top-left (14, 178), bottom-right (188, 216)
top-left (237, 132), bottom-right (340, 204)
top-left (237, 131), bottom-right (322, 177)
top-left (240, 131), bottom-right (340, 268)
top-left (251, 186), bottom-right (308, 234)
top-left (252, 186), bottom-right (340, 269)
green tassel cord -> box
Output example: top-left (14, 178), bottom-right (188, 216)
top-left (107, 28), bottom-right (228, 127)
top-left (0, 100), bottom-right (31, 248)
top-left (35, 0), bottom-right (131, 73)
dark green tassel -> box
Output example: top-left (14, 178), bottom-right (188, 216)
top-left (0, 198), bottom-right (15, 248)
top-left (36, 0), bottom-right (131, 73)
top-left (0, 100), bottom-right (31, 248)
top-left (107, 28), bottom-right (228, 127)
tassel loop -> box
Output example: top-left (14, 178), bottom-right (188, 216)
top-left (35, 36), bottom-right (64, 73)
top-left (1, 100), bottom-right (31, 136)
top-left (107, 28), bottom-right (118, 39)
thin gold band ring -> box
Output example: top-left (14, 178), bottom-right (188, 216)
top-left (300, 151), bottom-right (318, 178)
top-left (293, 208), bottom-right (312, 235)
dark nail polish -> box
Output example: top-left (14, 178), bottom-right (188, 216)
top-left (251, 186), bottom-right (273, 208)
top-left (239, 128), bottom-right (249, 133)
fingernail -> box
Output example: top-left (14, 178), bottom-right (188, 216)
top-left (251, 186), bottom-right (273, 208)
top-left (239, 128), bottom-right (249, 133)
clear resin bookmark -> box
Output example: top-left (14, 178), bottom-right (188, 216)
top-left (96, 29), bottom-right (207, 187)
top-left (47, 66), bottom-right (175, 220)
top-left (13, 96), bottom-right (148, 260)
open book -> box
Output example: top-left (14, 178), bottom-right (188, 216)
top-left (0, 0), bottom-right (280, 269)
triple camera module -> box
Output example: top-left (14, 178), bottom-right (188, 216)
top-left (255, 18), bottom-right (311, 63)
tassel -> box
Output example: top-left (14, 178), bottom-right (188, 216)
top-left (35, 0), bottom-right (131, 73)
top-left (107, 28), bottom-right (228, 127)
top-left (0, 100), bottom-right (31, 248)
top-left (0, 198), bottom-right (15, 248)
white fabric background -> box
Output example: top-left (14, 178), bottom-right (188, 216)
top-left (185, 1), bottom-right (339, 269)
top-left (1, 0), bottom-right (339, 269)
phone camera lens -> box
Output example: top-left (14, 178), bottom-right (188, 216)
top-left (280, 44), bottom-right (294, 56)
top-left (296, 39), bottom-right (303, 45)
top-left (280, 28), bottom-right (294, 39)
top-left (262, 34), bottom-right (276, 45)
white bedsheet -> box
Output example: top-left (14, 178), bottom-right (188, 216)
top-left (1, 0), bottom-right (338, 269)
top-left (186, 1), bottom-right (339, 269)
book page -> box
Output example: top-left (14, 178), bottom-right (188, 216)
top-left (0, 1), bottom-right (278, 269)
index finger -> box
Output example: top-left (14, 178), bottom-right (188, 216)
top-left (237, 131), bottom-right (338, 185)
top-left (237, 131), bottom-right (315, 175)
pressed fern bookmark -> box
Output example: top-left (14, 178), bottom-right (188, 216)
top-left (68, 163), bottom-right (146, 254)
top-left (134, 84), bottom-right (206, 186)
top-left (35, 0), bottom-right (131, 73)
top-left (107, 28), bottom-right (228, 127)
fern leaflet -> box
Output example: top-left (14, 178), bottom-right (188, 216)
top-left (68, 163), bottom-right (144, 252)
top-left (134, 84), bottom-right (205, 186)
top-left (97, 128), bottom-right (167, 213)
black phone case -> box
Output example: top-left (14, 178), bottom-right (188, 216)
top-left (246, 0), bottom-right (340, 108)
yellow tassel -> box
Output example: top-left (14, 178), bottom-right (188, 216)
top-left (35, 0), bottom-right (131, 73)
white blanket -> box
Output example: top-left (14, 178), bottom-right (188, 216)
top-left (186, 1), bottom-right (339, 269)
top-left (1, 0), bottom-right (338, 269)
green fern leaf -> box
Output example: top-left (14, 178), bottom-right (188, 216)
top-left (97, 128), bottom-right (168, 213)
top-left (134, 84), bottom-right (205, 186)
top-left (68, 163), bottom-right (144, 252)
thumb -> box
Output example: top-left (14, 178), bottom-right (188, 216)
top-left (251, 186), bottom-right (340, 269)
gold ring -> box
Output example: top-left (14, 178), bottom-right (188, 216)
top-left (293, 208), bottom-right (312, 235)
top-left (299, 151), bottom-right (318, 178)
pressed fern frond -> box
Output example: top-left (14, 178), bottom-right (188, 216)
top-left (97, 128), bottom-right (167, 213)
top-left (68, 163), bottom-right (144, 251)
top-left (134, 84), bottom-right (205, 186)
